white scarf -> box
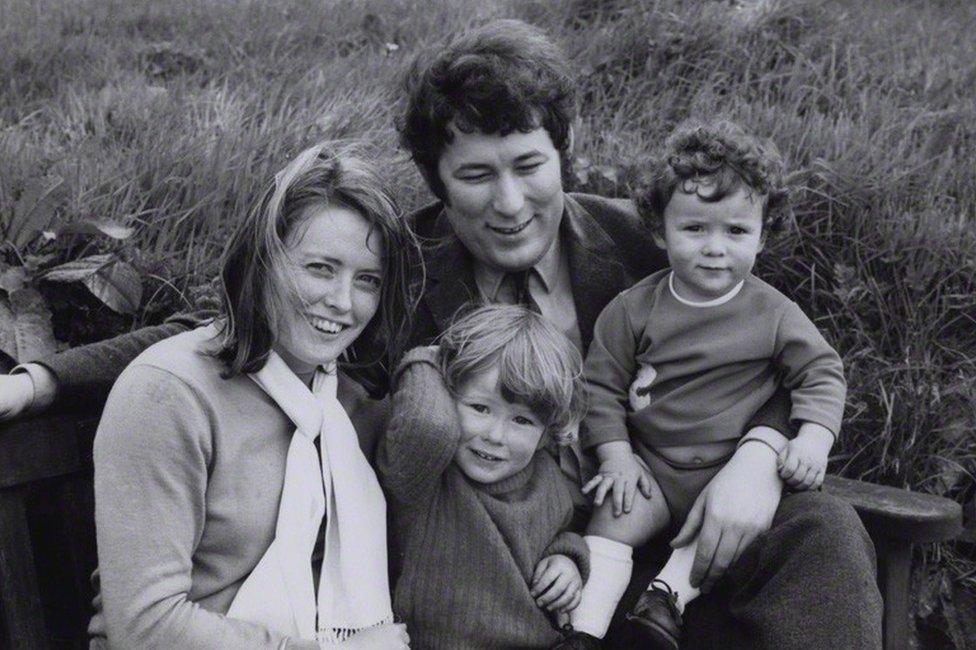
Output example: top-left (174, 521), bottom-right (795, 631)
top-left (227, 352), bottom-right (392, 644)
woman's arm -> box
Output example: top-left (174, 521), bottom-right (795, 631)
top-left (94, 364), bottom-right (313, 649)
top-left (375, 346), bottom-right (460, 507)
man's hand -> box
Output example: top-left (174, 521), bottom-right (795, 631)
top-left (777, 422), bottom-right (833, 490)
top-left (0, 372), bottom-right (36, 421)
top-left (670, 435), bottom-right (783, 592)
top-left (582, 440), bottom-right (653, 516)
top-left (530, 554), bottom-right (583, 614)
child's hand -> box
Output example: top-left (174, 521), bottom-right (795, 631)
top-left (777, 423), bottom-right (834, 490)
top-left (582, 450), bottom-right (653, 516)
top-left (530, 554), bottom-right (583, 615)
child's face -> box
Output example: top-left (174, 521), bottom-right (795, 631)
top-left (655, 183), bottom-right (765, 302)
top-left (452, 364), bottom-right (548, 484)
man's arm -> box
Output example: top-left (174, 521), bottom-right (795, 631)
top-left (0, 312), bottom-right (211, 420)
top-left (671, 427), bottom-right (787, 591)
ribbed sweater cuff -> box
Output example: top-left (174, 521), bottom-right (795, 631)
top-left (543, 532), bottom-right (590, 584)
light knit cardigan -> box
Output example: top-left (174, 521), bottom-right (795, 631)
top-left (88, 326), bottom-right (388, 649)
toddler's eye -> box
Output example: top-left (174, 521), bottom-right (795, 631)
top-left (513, 414), bottom-right (538, 426)
top-left (468, 403), bottom-right (490, 414)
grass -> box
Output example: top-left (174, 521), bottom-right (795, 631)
top-left (2, 0), bottom-right (975, 643)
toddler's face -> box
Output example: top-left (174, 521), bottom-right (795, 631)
top-left (452, 364), bottom-right (547, 484)
top-left (655, 183), bottom-right (765, 302)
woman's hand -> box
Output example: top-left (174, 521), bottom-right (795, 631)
top-left (583, 441), bottom-right (654, 516)
top-left (332, 623), bottom-right (410, 649)
top-left (530, 554), bottom-right (583, 614)
top-left (670, 438), bottom-right (783, 592)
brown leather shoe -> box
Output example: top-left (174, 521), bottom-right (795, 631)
top-left (550, 624), bottom-right (603, 649)
top-left (624, 579), bottom-right (682, 650)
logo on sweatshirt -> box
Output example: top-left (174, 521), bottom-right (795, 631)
top-left (628, 363), bottom-right (657, 411)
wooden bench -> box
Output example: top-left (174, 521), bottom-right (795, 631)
top-left (0, 413), bottom-right (963, 650)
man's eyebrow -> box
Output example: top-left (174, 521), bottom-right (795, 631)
top-left (453, 162), bottom-right (492, 173)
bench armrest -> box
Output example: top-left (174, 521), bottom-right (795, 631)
top-left (824, 474), bottom-right (963, 543)
top-left (0, 414), bottom-right (99, 489)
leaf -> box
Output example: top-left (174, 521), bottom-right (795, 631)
top-left (83, 259), bottom-right (142, 314)
top-left (0, 267), bottom-right (28, 293)
top-left (0, 288), bottom-right (57, 362)
top-left (50, 220), bottom-right (135, 240)
top-left (8, 176), bottom-right (67, 250)
top-left (44, 254), bottom-right (143, 314)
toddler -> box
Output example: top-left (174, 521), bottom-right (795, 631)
top-left (377, 303), bottom-right (591, 649)
top-left (568, 120), bottom-right (846, 649)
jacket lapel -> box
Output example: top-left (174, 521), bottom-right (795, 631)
top-left (562, 195), bottom-right (630, 353)
top-left (421, 210), bottom-right (481, 336)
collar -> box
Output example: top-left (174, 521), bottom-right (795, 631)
top-left (668, 271), bottom-right (744, 307)
top-left (472, 232), bottom-right (562, 300)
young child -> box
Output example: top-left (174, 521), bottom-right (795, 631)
top-left (376, 304), bottom-right (592, 649)
top-left (568, 119), bottom-right (846, 649)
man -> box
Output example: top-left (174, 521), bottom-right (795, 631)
top-left (1, 19), bottom-right (881, 649)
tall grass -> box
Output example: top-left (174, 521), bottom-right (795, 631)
top-left (2, 0), bottom-right (974, 641)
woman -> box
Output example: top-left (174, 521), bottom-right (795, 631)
top-left (88, 144), bottom-right (417, 649)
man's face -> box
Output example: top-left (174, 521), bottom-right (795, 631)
top-left (436, 125), bottom-right (565, 272)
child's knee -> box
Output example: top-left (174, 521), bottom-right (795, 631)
top-left (586, 485), bottom-right (671, 546)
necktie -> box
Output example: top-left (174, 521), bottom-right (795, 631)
top-left (511, 269), bottom-right (541, 314)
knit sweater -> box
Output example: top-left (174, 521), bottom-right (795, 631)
top-left (88, 325), bottom-right (389, 649)
top-left (377, 348), bottom-right (589, 649)
top-left (583, 271), bottom-right (846, 451)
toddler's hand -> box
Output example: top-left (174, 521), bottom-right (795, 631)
top-left (777, 424), bottom-right (833, 490)
top-left (530, 554), bottom-right (582, 614)
top-left (582, 452), bottom-right (652, 516)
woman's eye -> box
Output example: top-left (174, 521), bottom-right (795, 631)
top-left (308, 262), bottom-right (334, 274)
top-left (683, 225), bottom-right (703, 233)
top-left (516, 162), bottom-right (543, 174)
top-left (467, 403), bottom-right (489, 414)
top-left (357, 274), bottom-right (382, 290)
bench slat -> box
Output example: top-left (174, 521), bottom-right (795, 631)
top-left (824, 475), bottom-right (962, 543)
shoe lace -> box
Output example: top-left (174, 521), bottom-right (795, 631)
top-left (649, 578), bottom-right (681, 613)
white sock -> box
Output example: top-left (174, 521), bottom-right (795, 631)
top-left (569, 536), bottom-right (634, 638)
top-left (651, 539), bottom-right (701, 613)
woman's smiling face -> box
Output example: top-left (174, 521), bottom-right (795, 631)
top-left (269, 204), bottom-right (384, 377)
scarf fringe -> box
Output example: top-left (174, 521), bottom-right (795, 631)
top-left (317, 616), bottom-right (394, 645)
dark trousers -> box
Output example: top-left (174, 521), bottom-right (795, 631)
top-left (606, 491), bottom-right (884, 649)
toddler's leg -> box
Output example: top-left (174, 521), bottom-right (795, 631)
top-left (569, 474), bottom-right (670, 640)
top-left (624, 532), bottom-right (701, 650)
top-left (652, 536), bottom-right (701, 612)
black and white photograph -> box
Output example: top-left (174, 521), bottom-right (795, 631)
top-left (0, 0), bottom-right (973, 648)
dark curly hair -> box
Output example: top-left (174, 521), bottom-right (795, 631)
top-left (397, 19), bottom-right (577, 202)
top-left (633, 119), bottom-right (792, 237)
